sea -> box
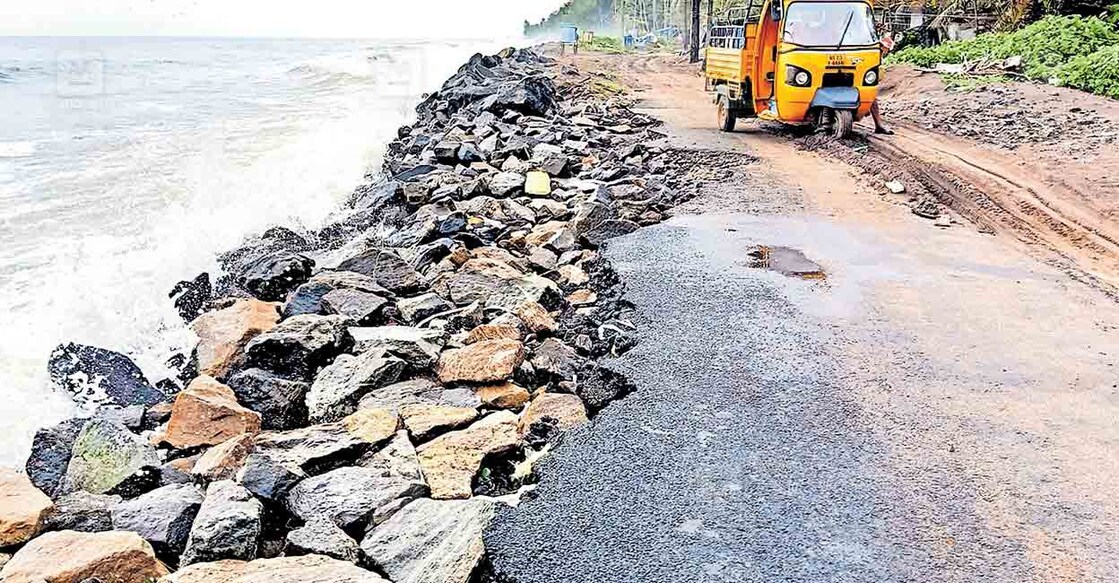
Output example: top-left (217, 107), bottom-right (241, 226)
top-left (0, 36), bottom-right (514, 466)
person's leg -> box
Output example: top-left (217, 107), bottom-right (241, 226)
top-left (871, 100), bottom-right (893, 135)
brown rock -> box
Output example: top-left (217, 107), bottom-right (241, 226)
top-left (165, 377), bottom-right (262, 449)
top-left (161, 554), bottom-right (387, 583)
top-left (557, 264), bottom-right (589, 286)
top-left (567, 289), bottom-right (597, 306)
top-left (0, 469), bottom-right (53, 547)
top-left (416, 412), bottom-right (520, 499)
top-left (436, 339), bottom-right (525, 384)
top-left (192, 434), bottom-right (255, 481)
top-left (341, 408), bottom-right (400, 445)
top-left (0, 530), bottom-right (168, 583)
top-left (519, 393), bottom-right (588, 435)
top-left (513, 302), bottom-right (556, 334)
top-left (464, 324), bottom-right (522, 345)
top-left (400, 405), bottom-right (479, 441)
top-left (191, 299), bottom-right (280, 379)
top-left (475, 382), bottom-right (531, 409)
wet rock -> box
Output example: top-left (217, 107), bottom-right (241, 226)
top-left (192, 434), bottom-right (255, 481)
top-left (400, 404), bottom-right (479, 441)
top-left (487, 172), bottom-right (525, 196)
top-left (416, 411), bottom-right (519, 499)
top-left (530, 338), bottom-right (581, 380)
top-left (282, 281), bottom-right (334, 318)
top-left (0, 469), bottom-right (53, 547)
top-left (42, 491), bottom-right (119, 533)
top-left (180, 480), bottom-right (263, 566)
top-left (0, 530), bottom-right (167, 583)
top-left (576, 365), bottom-right (635, 412)
top-left (111, 483), bottom-right (203, 556)
top-left (464, 323), bottom-right (522, 344)
top-left (437, 339), bottom-right (525, 384)
top-left (237, 251), bottom-right (315, 302)
top-left (284, 517), bottom-right (362, 564)
top-left (226, 368), bottom-right (309, 430)
top-left (396, 292), bottom-right (453, 324)
top-left (322, 289), bottom-right (390, 324)
top-left (48, 343), bottom-right (166, 409)
top-left (357, 431), bottom-right (424, 482)
top-left (60, 419), bottom-right (160, 496)
top-left (350, 326), bottom-right (446, 370)
top-left (285, 466), bottom-right (426, 531)
top-left (519, 392), bottom-right (588, 434)
top-left (164, 376), bottom-right (262, 449)
top-left (307, 351), bottom-right (405, 423)
top-left (336, 250), bottom-right (423, 295)
top-left (361, 497), bottom-right (495, 583)
top-left (244, 314), bottom-right (354, 378)
top-left (475, 382), bottom-right (530, 409)
top-left (26, 417), bottom-right (87, 497)
top-left (162, 554), bottom-right (387, 583)
top-left (170, 272), bottom-right (213, 323)
top-left (190, 299), bottom-right (281, 380)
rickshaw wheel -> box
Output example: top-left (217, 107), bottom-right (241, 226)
top-left (833, 109), bottom-right (854, 139)
top-left (717, 96), bottom-right (737, 133)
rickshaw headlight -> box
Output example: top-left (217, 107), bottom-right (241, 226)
top-left (795, 71), bottom-right (810, 86)
top-left (864, 68), bottom-right (879, 86)
top-left (785, 65), bottom-right (812, 87)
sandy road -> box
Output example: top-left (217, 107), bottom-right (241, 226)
top-left (485, 52), bottom-right (1119, 582)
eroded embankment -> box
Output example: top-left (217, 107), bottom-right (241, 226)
top-left (1, 47), bottom-right (754, 583)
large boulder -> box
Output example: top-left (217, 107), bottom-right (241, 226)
top-left (161, 555), bottom-right (387, 583)
top-left (436, 339), bottom-right (525, 384)
top-left (282, 269), bottom-right (392, 319)
top-left (59, 418), bottom-right (160, 496)
top-left (357, 431), bottom-right (424, 483)
top-left (237, 251), bottom-right (315, 302)
top-left (25, 417), bottom-right (87, 496)
top-left (284, 517), bottom-right (362, 564)
top-left (0, 469), bottom-right (53, 547)
top-left (358, 379), bottom-right (481, 415)
top-left (180, 480), bottom-right (263, 566)
top-left (336, 249), bottom-right (422, 295)
top-left (48, 343), bottom-right (166, 409)
top-left (111, 483), bottom-right (203, 556)
top-left (244, 315), bottom-right (354, 378)
top-left (361, 498), bottom-right (496, 583)
top-left (306, 351), bottom-right (405, 424)
top-left (399, 404), bottom-right (479, 441)
top-left (226, 368), bottom-right (309, 430)
top-left (321, 289), bottom-right (390, 324)
top-left (285, 466), bottom-right (426, 531)
top-left (192, 434), bottom-right (255, 481)
top-left (190, 299), bottom-right (281, 380)
top-left (395, 293), bottom-right (453, 325)
top-left (433, 258), bottom-right (558, 310)
top-left (350, 326), bottom-right (446, 370)
top-left (42, 491), bottom-right (119, 533)
top-left (416, 411), bottom-right (520, 499)
top-left (529, 338), bottom-right (582, 380)
top-left (0, 530), bottom-right (167, 583)
top-left (163, 376), bottom-right (262, 450)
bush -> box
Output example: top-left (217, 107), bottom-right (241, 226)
top-left (1056, 44), bottom-right (1119, 99)
top-left (587, 36), bottom-right (627, 54)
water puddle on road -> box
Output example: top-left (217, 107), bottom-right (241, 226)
top-left (746, 245), bottom-right (827, 280)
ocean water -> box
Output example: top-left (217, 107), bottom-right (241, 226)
top-left (0, 36), bottom-right (504, 466)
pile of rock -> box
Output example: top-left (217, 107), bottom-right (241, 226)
top-left (2, 47), bottom-right (702, 582)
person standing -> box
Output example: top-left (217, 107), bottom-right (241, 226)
top-left (871, 31), bottom-right (895, 135)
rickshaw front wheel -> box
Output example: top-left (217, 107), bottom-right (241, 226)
top-left (819, 108), bottom-right (854, 139)
top-left (717, 95), bottom-right (737, 133)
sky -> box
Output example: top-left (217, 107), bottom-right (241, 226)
top-left (0, 0), bottom-right (569, 38)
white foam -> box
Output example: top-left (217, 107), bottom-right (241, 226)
top-left (0, 141), bottom-right (36, 158)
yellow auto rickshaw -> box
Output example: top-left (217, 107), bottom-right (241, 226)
top-left (704, 0), bottom-right (881, 137)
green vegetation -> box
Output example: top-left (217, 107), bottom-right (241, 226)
top-left (586, 35), bottom-right (628, 54)
top-left (889, 16), bottom-right (1119, 99)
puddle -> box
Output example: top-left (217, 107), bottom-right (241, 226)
top-left (746, 245), bottom-right (827, 280)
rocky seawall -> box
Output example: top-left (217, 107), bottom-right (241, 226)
top-left (0, 47), bottom-right (733, 582)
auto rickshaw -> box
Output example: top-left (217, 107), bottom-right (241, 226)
top-left (704, 0), bottom-right (881, 137)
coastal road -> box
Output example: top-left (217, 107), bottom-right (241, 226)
top-left (483, 54), bottom-right (1119, 582)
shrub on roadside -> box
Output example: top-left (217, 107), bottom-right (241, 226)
top-left (1055, 44), bottom-right (1119, 99)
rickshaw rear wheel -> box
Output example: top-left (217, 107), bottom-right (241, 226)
top-left (717, 95), bottom-right (737, 133)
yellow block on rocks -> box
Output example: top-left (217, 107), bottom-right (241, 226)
top-left (525, 171), bottom-right (552, 196)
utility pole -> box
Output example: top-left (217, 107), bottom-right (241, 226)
top-left (689, 0), bottom-right (701, 62)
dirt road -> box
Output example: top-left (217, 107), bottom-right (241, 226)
top-left (485, 53), bottom-right (1119, 582)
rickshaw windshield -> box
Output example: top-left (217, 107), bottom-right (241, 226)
top-left (782, 2), bottom-right (877, 47)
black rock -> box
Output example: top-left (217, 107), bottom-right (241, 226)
top-left (237, 251), bottom-right (315, 302)
top-left (282, 281), bottom-right (334, 318)
top-left (48, 343), bottom-right (167, 409)
top-left (26, 417), bottom-right (87, 497)
top-left (180, 480), bottom-right (263, 566)
top-left (169, 272), bottom-right (212, 323)
top-left (576, 365), bottom-right (636, 412)
top-left (226, 368), bottom-right (310, 430)
top-left (336, 250), bottom-right (423, 295)
top-left (283, 517), bottom-right (362, 564)
top-left (43, 491), bottom-right (120, 533)
top-left (392, 165), bottom-right (439, 183)
top-left (243, 315), bottom-right (354, 379)
top-left (321, 289), bottom-right (390, 325)
top-left (238, 453), bottom-right (306, 502)
top-left (111, 483), bottom-right (203, 557)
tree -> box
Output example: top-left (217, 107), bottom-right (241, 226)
top-left (690, 0), bottom-right (702, 61)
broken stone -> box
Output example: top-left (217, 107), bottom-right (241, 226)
top-left (400, 404), bottom-right (479, 441)
top-left (524, 170), bottom-right (551, 196)
top-left (60, 418), bottom-right (160, 496)
top-left (191, 299), bottom-right (281, 380)
top-left (435, 258), bottom-right (559, 310)
top-left (475, 382), bottom-right (531, 409)
top-left (396, 292), bottom-right (453, 324)
top-left (192, 434), bottom-right (255, 481)
top-left (336, 249), bottom-right (423, 295)
top-left (576, 365), bottom-right (635, 412)
top-left (513, 301), bottom-right (556, 333)
top-left (525, 220), bottom-right (577, 252)
top-left (237, 251), bottom-right (315, 302)
top-left (284, 516), bottom-right (362, 564)
top-left (26, 417), bottom-right (87, 497)
top-left (180, 480), bottom-right (263, 566)
top-left (437, 339), bottom-right (525, 384)
top-left (350, 326), bottom-right (446, 370)
top-left (530, 338), bottom-right (581, 380)
top-left (111, 483), bottom-right (203, 556)
top-left (164, 376), bottom-right (262, 449)
top-left (0, 530), bottom-right (167, 583)
top-left (322, 289), bottom-right (390, 324)
top-left (0, 468), bottom-right (53, 547)
top-left (42, 491), bottom-right (119, 533)
top-left (226, 368), bottom-right (309, 430)
top-left (244, 314), bottom-right (354, 378)
top-left (582, 218), bottom-right (640, 247)
top-left (567, 288), bottom-right (597, 306)
top-left (519, 392), bottom-right (588, 434)
top-left (362, 497), bottom-right (495, 583)
top-left (285, 466), bottom-right (426, 530)
top-left (416, 411), bottom-right (520, 499)
top-left (357, 431), bottom-right (424, 483)
top-left (237, 453), bottom-right (305, 502)
top-left (307, 351), bottom-right (405, 424)
top-left (885, 180), bottom-right (906, 194)
top-left (488, 172), bottom-right (525, 196)
top-left (557, 264), bottom-right (589, 286)
top-left (162, 554), bottom-right (387, 583)
top-left (48, 343), bottom-right (166, 409)
top-left (464, 323), bottom-right (522, 345)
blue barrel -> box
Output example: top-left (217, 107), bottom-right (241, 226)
top-left (560, 25), bottom-right (579, 44)
top-left (623, 34), bottom-right (635, 48)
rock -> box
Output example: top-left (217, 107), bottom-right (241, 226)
top-left (0, 530), bottom-right (167, 583)
top-left (164, 376), bottom-right (262, 449)
top-left (520, 392), bottom-right (588, 435)
top-left (307, 351), bottom-right (405, 424)
top-left (161, 456), bottom-right (199, 486)
top-left (487, 172), bottom-right (525, 196)
top-left (526, 246), bottom-right (558, 272)
top-left (285, 467), bottom-right (425, 530)
top-left (190, 299), bottom-right (281, 380)
top-left (192, 434), bottom-right (255, 481)
top-left (244, 315), bottom-right (354, 378)
top-left (26, 417), bottom-right (87, 497)
top-left (282, 281), bottom-right (334, 318)
top-left (525, 220), bottom-right (577, 252)
top-left (416, 411), bottom-right (520, 499)
top-left (336, 250), bottom-right (422, 295)
top-left (524, 170), bottom-right (551, 196)
top-left (582, 218), bottom-right (640, 247)
top-left (43, 491), bottom-right (119, 533)
top-left (357, 431), bottom-right (424, 482)
top-left (513, 301), bottom-right (556, 333)
top-left (457, 143), bottom-right (483, 163)
top-left (0, 469), bottom-right (53, 547)
top-left (396, 293), bottom-right (453, 324)
top-left (436, 339), bottom-right (525, 384)
top-left (576, 365), bottom-right (635, 412)
top-left (237, 454), bottom-right (305, 502)
top-left (162, 555), bottom-right (387, 583)
top-left (434, 257), bottom-right (559, 310)
top-left (464, 324), bottom-right (522, 345)
top-left (400, 404), bottom-right (479, 441)
top-left (96, 404), bottom-right (146, 431)
top-left (180, 480), bottom-right (263, 566)
top-left (558, 264), bottom-right (589, 286)
top-left (227, 369), bottom-right (309, 430)
top-left (358, 379), bottom-right (469, 413)
top-left (885, 180), bottom-right (906, 194)
top-left (361, 498), bottom-right (495, 583)
top-left (284, 517), bottom-right (362, 564)
top-left (111, 483), bottom-right (203, 556)
top-left (48, 343), bottom-right (166, 409)
top-left (567, 288), bottom-right (597, 306)
top-left (237, 251), bottom-right (315, 302)
top-left (170, 272), bottom-right (213, 323)
top-left (530, 338), bottom-right (581, 380)
top-left (340, 408), bottom-right (401, 446)
top-left (322, 289), bottom-right (389, 324)
top-left (350, 326), bottom-right (446, 370)
top-left (475, 382), bottom-right (530, 409)
top-left (60, 419), bottom-right (160, 496)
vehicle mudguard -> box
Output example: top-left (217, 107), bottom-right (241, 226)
top-left (809, 87), bottom-right (860, 110)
